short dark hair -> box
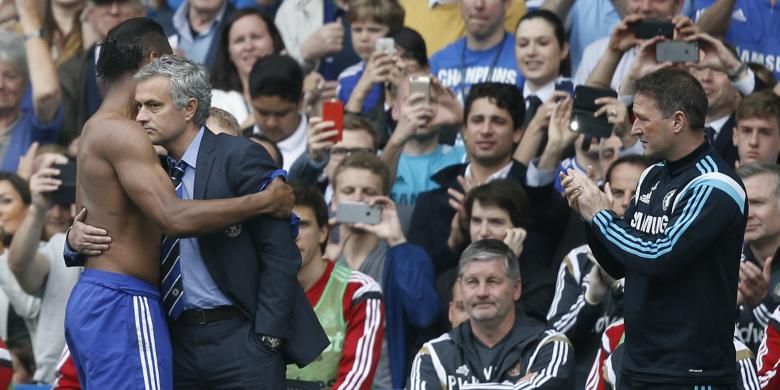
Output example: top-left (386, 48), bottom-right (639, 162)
top-left (211, 10), bottom-right (285, 92)
top-left (634, 68), bottom-right (708, 130)
top-left (464, 82), bottom-right (525, 130)
top-left (604, 154), bottom-right (655, 184)
top-left (96, 18), bottom-right (172, 83)
top-left (248, 54), bottom-right (303, 103)
top-left (293, 183), bottom-right (329, 229)
top-left (736, 90), bottom-right (780, 130)
top-left (464, 179), bottom-right (531, 229)
top-left (390, 27), bottom-right (428, 68)
top-left (332, 152), bottom-right (391, 195)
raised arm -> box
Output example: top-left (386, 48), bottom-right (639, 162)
top-left (7, 154), bottom-right (67, 293)
top-left (695, 0), bottom-right (736, 36)
top-left (585, 15), bottom-right (641, 88)
top-left (16, 0), bottom-right (61, 123)
top-left (381, 92), bottom-right (432, 181)
top-left (540, 0), bottom-right (576, 20)
top-left (102, 120), bottom-right (292, 236)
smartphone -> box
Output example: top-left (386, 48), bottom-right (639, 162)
top-left (51, 160), bottom-right (77, 206)
top-left (321, 100), bottom-right (344, 143)
top-left (632, 19), bottom-right (674, 39)
top-left (375, 37), bottom-right (396, 55)
top-left (656, 40), bottom-right (699, 63)
top-left (335, 201), bottom-right (382, 225)
top-left (569, 85), bottom-right (618, 139)
top-left (409, 75), bottom-right (431, 104)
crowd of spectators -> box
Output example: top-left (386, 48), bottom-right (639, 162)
top-left (0, 0), bottom-right (777, 388)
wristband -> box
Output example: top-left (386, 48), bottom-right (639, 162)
top-left (23, 29), bottom-right (43, 41)
top-left (728, 62), bottom-right (747, 81)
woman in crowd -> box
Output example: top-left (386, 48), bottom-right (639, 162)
top-left (210, 9), bottom-right (285, 127)
top-left (0, 173), bottom-right (40, 383)
top-left (0, 158), bottom-right (80, 383)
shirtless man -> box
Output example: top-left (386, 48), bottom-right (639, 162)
top-left (63, 18), bottom-right (293, 389)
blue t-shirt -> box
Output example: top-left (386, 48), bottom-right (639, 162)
top-left (692, 0), bottom-right (780, 80)
top-left (390, 144), bottom-right (466, 206)
top-left (337, 62), bottom-right (384, 113)
top-left (430, 33), bottom-right (523, 103)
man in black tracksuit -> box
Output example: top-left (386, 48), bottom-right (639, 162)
top-left (409, 240), bottom-right (574, 389)
top-left (562, 69), bottom-right (748, 388)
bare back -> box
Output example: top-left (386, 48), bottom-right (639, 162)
top-left (78, 111), bottom-right (168, 286)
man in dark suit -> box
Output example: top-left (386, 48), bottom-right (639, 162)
top-left (72, 54), bottom-right (327, 388)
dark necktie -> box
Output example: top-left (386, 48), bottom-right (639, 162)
top-left (523, 95), bottom-right (543, 129)
top-left (704, 126), bottom-right (716, 144)
top-left (161, 159), bottom-right (187, 319)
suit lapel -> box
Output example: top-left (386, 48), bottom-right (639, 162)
top-left (195, 128), bottom-right (217, 200)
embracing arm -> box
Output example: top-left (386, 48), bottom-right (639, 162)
top-left (104, 121), bottom-right (290, 236)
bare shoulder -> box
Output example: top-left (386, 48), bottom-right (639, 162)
top-left (81, 112), bottom-right (156, 161)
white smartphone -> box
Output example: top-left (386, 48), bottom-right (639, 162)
top-left (335, 202), bottom-right (382, 225)
top-left (375, 37), bottom-right (396, 55)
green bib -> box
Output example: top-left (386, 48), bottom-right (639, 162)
top-left (287, 263), bottom-right (350, 386)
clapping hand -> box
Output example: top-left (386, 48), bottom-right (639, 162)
top-left (560, 168), bottom-right (613, 222)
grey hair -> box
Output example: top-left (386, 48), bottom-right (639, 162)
top-left (134, 55), bottom-right (211, 127)
top-left (0, 32), bottom-right (28, 81)
top-left (457, 239), bottom-right (520, 281)
top-left (737, 162), bottom-right (780, 198)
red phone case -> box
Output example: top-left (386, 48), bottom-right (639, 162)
top-left (322, 101), bottom-right (344, 143)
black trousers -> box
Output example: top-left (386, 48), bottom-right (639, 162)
top-left (170, 316), bottom-right (285, 389)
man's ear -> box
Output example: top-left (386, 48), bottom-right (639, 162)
top-left (513, 127), bottom-right (525, 143)
top-left (183, 98), bottom-right (198, 122)
top-left (671, 111), bottom-right (686, 134)
top-left (513, 278), bottom-right (522, 301)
